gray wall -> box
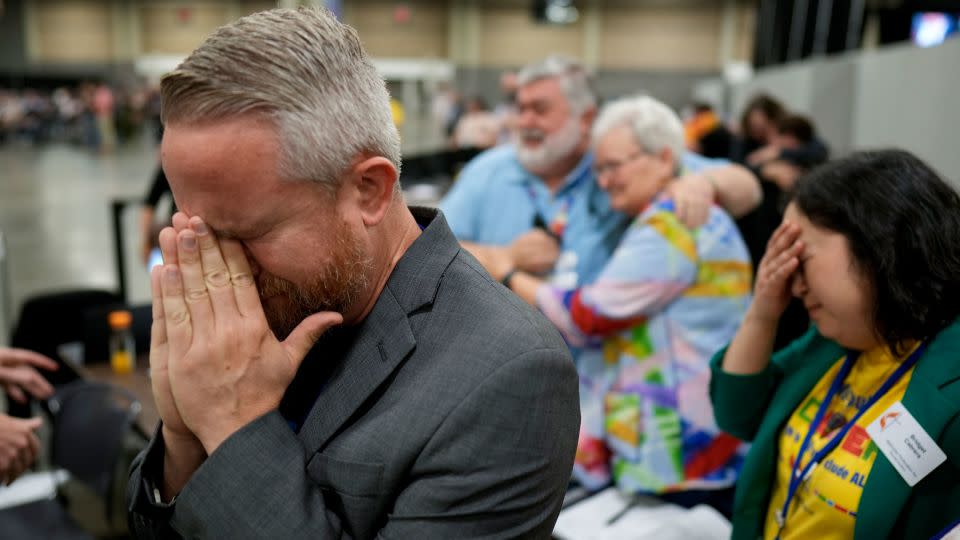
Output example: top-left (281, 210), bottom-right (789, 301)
top-left (730, 38), bottom-right (960, 187)
top-left (853, 40), bottom-right (960, 186)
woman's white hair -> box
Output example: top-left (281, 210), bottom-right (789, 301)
top-left (517, 55), bottom-right (597, 114)
top-left (591, 95), bottom-right (685, 169)
top-left (160, 7), bottom-right (400, 193)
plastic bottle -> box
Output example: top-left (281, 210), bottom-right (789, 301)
top-left (108, 310), bottom-right (135, 374)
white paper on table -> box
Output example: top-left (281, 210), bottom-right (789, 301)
top-left (0, 469), bottom-right (70, 510)
top-left (554, 487), bottom-right (732, 540)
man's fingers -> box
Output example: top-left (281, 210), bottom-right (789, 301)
top-left (150, 265), bottom-right (168, 348)
top-left (159, 227), bottom-right (179, 266)
top-left (161, 265), bottom-right (192, 354)
top-left (283, 312), bottom-right (344, 365)
top-left (190, 218), bottom-right (240, 319)
top-left (219, 239), bottom-right (262, 318)
top-left (176, 229), bottom-right (214, 333)
top-left (171, 212), bottom-right (190, 232)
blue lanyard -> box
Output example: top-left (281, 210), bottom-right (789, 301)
top-left (776, 343), bottom-right (928, 534)
top-left (524, 167), bottom-right (590, 239)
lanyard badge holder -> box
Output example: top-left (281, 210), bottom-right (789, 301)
top-left (774, 343), bottom-right (928, 537)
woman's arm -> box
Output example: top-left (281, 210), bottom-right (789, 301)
top-left (722, 220), bottom-right (802, 374)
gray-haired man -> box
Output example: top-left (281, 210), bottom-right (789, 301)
top-left (126, 8), bottom-right (578, 538)
top-left (442, 56), bottom-right (762, 292)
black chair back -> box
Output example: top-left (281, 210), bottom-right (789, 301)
top-left (47, 381), bottom-right (140, 524)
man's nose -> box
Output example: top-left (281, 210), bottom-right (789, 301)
top-left (517, 109), bottom-right (536, 127)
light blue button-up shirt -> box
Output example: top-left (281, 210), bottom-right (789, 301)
top-left (440, 145), bottom-right (629, 286)
top-left (440, 145), bottom-right (729, 287)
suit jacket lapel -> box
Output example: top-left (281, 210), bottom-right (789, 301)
top-left (299, 288), bottom-right (416, 453)
top-left (297, 207), bottom-right (460, 454)
top-left (855, 321), bottom-right (960, 540)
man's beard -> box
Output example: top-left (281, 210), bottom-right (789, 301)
top-left (257, 222), bottom-right (373, 340)
top-left (516, 116), bottom-right (583, 174)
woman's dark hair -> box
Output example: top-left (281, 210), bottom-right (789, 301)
top-left (777, 115), bottom-right (815, 143)
top-left (794, 149), bottom-right (960, 351)
top-left (740, 94), bottom-right (786, 139)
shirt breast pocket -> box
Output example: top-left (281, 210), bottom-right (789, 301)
top-left (307, 453), bottom-right (386, 538)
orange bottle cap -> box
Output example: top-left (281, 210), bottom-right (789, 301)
top-left (108, 310), bottom-right (132, 329)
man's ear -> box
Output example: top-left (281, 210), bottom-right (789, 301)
top-left (350, 156), bottom-right (399, 227)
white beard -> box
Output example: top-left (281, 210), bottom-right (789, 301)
top-left (516, 116), bottom-right (583, 175)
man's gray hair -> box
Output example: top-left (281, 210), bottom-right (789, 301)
top-left (517, 55), bottom-right (597, 113)
top-left (591, 95), bottom-right (685, 168)
top-left (160, 7), bottom-right (400, 193)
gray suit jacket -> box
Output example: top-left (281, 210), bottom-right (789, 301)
top-left (127, 208), bottom-right (579, 539)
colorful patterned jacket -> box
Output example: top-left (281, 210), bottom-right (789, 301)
top-left (536, 196), bottom-right (753, 493)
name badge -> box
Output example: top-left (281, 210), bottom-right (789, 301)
top-left (865, 401), bottom-right (947, 487)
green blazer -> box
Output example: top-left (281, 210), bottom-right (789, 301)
top-left (710, 320), bottom-right (960, 540)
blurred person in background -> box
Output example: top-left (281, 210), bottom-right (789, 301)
top-left (452, 96), bottom-right (499, 150)
top-left (78, 82), bottom-right (99, 150)
top-left (92, 81), bottom-right (116, 153)
top-left (0, 89), bottom-right (25, 144)
top-left (712, 149), bottom-right (960, 539)
top-left (0, 347), bottom-right (58, 485)
top-left (732, 93), bottom-right (786, 165)
top-left (684, 102), bottom-right (733, 159)
top-left (735, 107), bottom-right (828, 351)
top-left (760, 114), bottom-right (829, 195)
top-left (51, 86), bottom-right (83, 143)
top-left (442, 55), bottom-right (761, 301)
top-left (481, 95), bottom-right (752, 516)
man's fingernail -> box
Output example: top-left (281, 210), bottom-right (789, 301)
top-left (194, 222), bottom-right (208, 235)
top-left (182, 235), bottom-right (196, 249)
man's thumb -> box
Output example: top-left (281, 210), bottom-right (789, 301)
top-left (283, 312), bottom-right (344, 364)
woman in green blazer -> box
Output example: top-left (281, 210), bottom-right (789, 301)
top-left (711, 149), bottom-right (960, 539)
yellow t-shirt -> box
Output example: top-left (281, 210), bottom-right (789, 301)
top-left (763, 344), bottom-right (919, 540)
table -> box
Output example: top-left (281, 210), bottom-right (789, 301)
top-left (78, 363), bottom-right (158, 435)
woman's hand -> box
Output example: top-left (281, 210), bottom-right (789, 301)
top-left (751, 220), bottom-right (803, 323)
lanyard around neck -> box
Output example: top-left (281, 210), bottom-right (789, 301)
top-left (524, 167), bottom-right (590, 240)
top-left (775, 342), bottom-right (927, 535)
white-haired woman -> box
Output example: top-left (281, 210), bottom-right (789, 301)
top-left (487, 95), bottom-right (753, 513)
